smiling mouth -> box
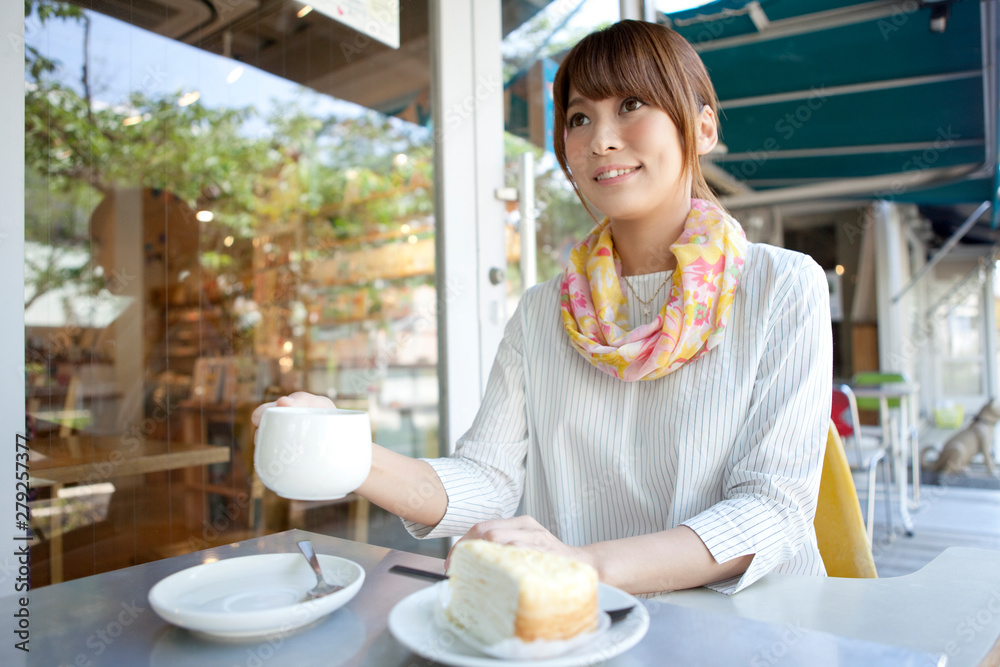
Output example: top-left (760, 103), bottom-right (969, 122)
top-left (595, 167), bottom-right (639, 181)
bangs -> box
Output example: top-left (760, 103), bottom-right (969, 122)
top-left (558, 25), bottom-right (689, 114)
top-left (562, 39), bottom-right (661, 105)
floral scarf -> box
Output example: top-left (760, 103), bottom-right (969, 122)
top-left (559, 199), bottom-right (747, 381)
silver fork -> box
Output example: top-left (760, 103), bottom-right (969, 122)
top-left (297, 540), bottom-right (345, 601)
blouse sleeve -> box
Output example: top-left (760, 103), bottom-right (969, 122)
top-left (681, 256), bottom-right (832, 594)
top-left (402, 300), bottom-right (531, 539)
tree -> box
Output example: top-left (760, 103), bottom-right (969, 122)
top-left (23, 2), bottom-right (435, 311)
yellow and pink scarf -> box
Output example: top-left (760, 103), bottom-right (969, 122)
top-left (559, 199), bottom-right (747, 381)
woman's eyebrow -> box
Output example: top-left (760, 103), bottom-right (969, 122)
top-left (566, 96), bottom-right (586, 109)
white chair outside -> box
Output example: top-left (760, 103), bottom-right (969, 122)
top-left (831, 384), bottom-right (894, 546)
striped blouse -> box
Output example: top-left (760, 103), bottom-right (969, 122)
top-left (404, 242), bottom-right (832, 594)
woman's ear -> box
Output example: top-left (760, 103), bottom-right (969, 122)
top-left (695, 105), bottom-right (718, 156)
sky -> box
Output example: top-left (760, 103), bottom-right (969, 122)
top-left (25, 4), bottom-right (363, 136)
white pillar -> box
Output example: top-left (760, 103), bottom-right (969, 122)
top-left (0, 0), bottom-right (25, 613)
top-left (519, 152), bottom-right (537, 290)
top-left (983, 258), bottom-right (999, 465)
top-left (431, 0), bottom-right (508, 452)
top-left (619, 0), bottom-right (657, 22)
top-left (984, 258), bottom-right (999, 400)
top-left (873, 201), bottom-right (908, 376)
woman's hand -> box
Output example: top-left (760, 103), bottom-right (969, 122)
top-left (250, 391), bottom-right (335, 427)
top-left (446, 516), bottom-right (597, 572)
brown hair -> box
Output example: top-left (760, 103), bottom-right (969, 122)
top-left (552, 20), bottom-right (721, 212)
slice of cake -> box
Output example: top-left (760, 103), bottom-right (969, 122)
top-left (444, 540), bottom-right (599, 645)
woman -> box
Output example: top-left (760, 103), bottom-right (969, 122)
top-left (252, 20), bottom-right (831, 595)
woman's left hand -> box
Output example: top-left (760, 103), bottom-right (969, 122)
top-left (446, 516), bottom-right (597, 572)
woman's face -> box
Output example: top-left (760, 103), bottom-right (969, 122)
top-left (563, 87), bottom-right (713, 227)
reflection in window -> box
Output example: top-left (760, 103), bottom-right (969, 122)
top-left (501, 0), bottom-right (618, 295)
top-left (24, 0), bottom-right (442, 585)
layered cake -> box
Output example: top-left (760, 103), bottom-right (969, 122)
top-left (445, 540), bottom-right (599, 645)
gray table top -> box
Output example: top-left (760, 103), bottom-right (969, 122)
top-left (11, 530), bottom-right (946, 666)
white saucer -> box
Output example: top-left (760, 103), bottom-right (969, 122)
top-left (148, 553), bottom-right (364, 640)
top-left (388, 582), bottom-right (649, 666)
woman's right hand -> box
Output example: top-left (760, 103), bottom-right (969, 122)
top-left (250, 391), bottom-right (336, 427)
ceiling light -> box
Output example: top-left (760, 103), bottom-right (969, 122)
top-left (226, 66), bottom-right (244, 84)
top-left (196, 210), bottom-right (214, 222)
top-left (178, 91), bottom-right (201, 107)
top-left (297, 5), bottom-right (313, 18)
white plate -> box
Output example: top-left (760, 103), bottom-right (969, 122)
top-left (148, 553), bottom-right (364, 640)
top-left (388, 582), bottom-right (649, 667)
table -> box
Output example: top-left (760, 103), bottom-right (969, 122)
top-left (12, 530), bottom-right (957, 666)
top-left (28, 435), bottom-right (231, 584)
top-left (661, 546), bottom-right (1000, 667)
top-left (850, 382), bottom-right (921, 535)
top-left (29, 435), bottom-right (231, 486)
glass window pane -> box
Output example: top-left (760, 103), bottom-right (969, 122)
top-left (930, 261), bottom-right (988, 401)
top-left (501, 1), bottom-right (619, 296)
top-left (941, 362), bottom-right (983, 396)
top-left (948, 296), bottom-right (983, 357)
top-left (25, 0), bottom-right (442, 585)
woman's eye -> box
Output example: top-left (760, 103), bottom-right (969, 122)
top-left (568, 113), bottom-right (589, 127)
top-left (622, 98), bottom-right (644, 112)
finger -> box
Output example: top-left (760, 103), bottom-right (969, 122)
top-left (462, 521), bottom-right (501, 542)
top-left (250, 401), bottom-right (276, 426)
top-left (278, 392), bottom-right (335, 408)
top-left (476, 527), bottom-right (541, 548)
top-left (502, 515), bottom-right (542, 530)
top-left (444, 536), bottom-right (467, 571)
top-left (470, 516), bottom-right (545, 541)
top-left (446, 524), bottom-right (499, 570)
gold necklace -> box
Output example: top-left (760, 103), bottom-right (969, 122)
top-left (622, 274), bottom-right (671, 318)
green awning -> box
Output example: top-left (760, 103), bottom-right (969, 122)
top-left (664, 0), bottom-right (999, 221)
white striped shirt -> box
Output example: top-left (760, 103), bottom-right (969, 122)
top-left (405, 243), bottom-right (832, 594)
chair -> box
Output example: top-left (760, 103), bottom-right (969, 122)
top-left (815, 420), bottom-right (878, 578)
top-left (831, 384), bottom-right (893, 546)
top-left (852, 371), bottom-right (909, 409)
top-left (852, 371), bottom-right (921, 505)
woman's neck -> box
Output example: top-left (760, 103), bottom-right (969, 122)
top-left (610, 203), bottom-right (690, 276)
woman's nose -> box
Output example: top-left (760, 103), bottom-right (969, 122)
top-left (590, 122), bottom-right (619, 155)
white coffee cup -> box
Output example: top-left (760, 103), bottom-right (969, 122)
top-left (254, 407), bottom-right (372, 500)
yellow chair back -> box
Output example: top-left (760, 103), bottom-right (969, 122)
top-left (814, 420), bottom-right (878, 578)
